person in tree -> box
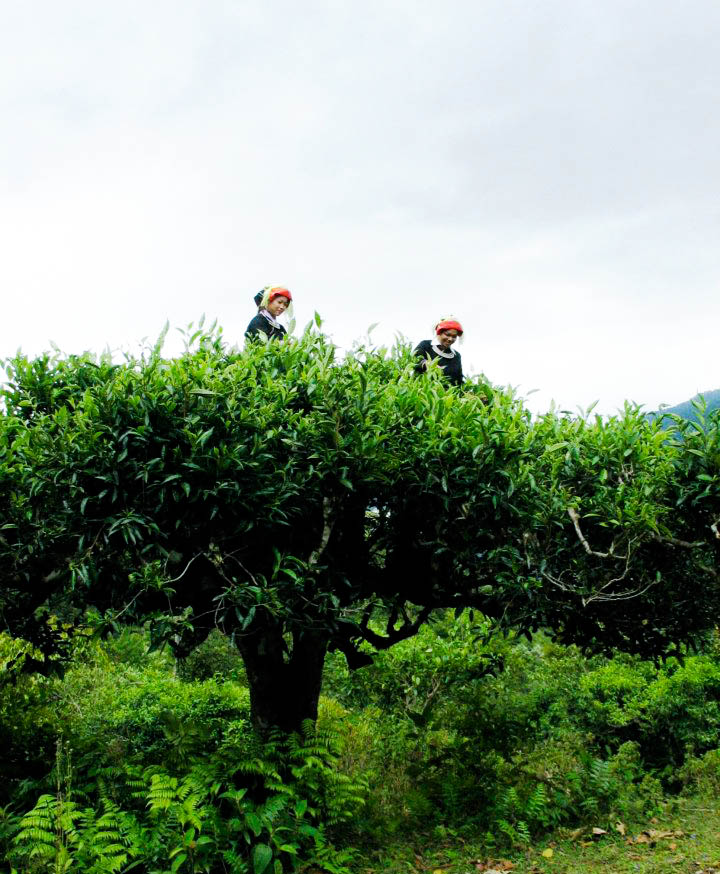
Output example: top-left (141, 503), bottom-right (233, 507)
top-left (245, 286), bottom-right (293, 341)
top-left (414, 318), bottom-right (464, 386)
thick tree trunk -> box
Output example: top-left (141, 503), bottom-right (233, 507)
top-left (238, 626), bottom-right (329, 735)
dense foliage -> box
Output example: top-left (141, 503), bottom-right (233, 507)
top-left (3, 622), bottom-right (720, 872)
top-left (323, 616), bottom-right (720, 840)
top-left (1, 324), bottom-right (719, 735)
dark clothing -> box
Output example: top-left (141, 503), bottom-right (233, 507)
top-left (413, 339), bottom-right (463, 386)
top-left (245, 312), bottom-right (287, 342)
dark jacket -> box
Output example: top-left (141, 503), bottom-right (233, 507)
top-left (245, 312), bottom-right (287, 342)
top-left (413, 340), bottom-right (463, 386)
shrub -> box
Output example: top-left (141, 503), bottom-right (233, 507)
top-left (0, 634), bottom-right (58, 806)
top-left (100, 626), bottom-right (175, 670)
top-left (573, 652), bottom-right (720, 772)
top-left (678, 747), bottom-right (720, 797)
top-left (57, 651), bottom-right (251, 771)
top-left (323, 616), bottom-right (720, 842)
top-left (176, 628), bottom-right (246, 682)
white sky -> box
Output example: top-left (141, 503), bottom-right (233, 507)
top-left (1, 0), bottom-right (718, 414)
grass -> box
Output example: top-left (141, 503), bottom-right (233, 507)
top-left (357, 798), bottom-right (720, 874)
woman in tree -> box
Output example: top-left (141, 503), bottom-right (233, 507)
top-left (245, 286), bottom-right (293, 341)
top-left (414, 318), bottom-right (464, 386)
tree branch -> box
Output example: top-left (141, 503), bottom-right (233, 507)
top-left (165, 551), bottom-right (205, 585)
top-left (567, 507), bottom-right (627, 559)
top-left (223, 551), bottom-right (260, 587)
top-left (309, 497), bottom-right (335, 567)
top-left (357, 605), bottom-right (433, 650)
top-left (541, 567), bottom-right (658, 606)
top-left (652, 533), bottom-right (705, 549)
top-left (333, 638), bottom-right (374, 670)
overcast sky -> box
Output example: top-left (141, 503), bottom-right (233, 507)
top-left (2, 0), bottom-right (718, 414)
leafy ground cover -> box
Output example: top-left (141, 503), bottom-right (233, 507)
top-left (361, 800), bottom-right (720, 874)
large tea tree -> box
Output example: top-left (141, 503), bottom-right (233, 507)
top-left (1, 328), bottom-right (718, 732)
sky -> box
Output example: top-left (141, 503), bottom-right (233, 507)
top-left (1, 0), bottom-right (718, 415)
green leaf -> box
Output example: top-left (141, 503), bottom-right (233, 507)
top-left (253, 843), bottom-right (273, 874)
top-left (277, 844), bottom-right (298, 854)
top-left (245, 812), bottom-right (263, 836)
top-left (171, 852), bottom-right (187, 872)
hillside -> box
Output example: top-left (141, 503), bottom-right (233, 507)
top-left (649, 387), bottom-right (720, 426)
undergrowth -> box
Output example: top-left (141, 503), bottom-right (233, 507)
top-left (2, 617), bottom-right (720, 869)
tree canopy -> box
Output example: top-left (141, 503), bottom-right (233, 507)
top-left (1, 325), bottom-right (718, 731)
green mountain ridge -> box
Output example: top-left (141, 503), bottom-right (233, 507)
top-left (649, 388), bottom-right (720, 425)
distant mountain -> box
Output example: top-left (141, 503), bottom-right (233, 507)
top-left (649, 388), bottom-right (720, 427)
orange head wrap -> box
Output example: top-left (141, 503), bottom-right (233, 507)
top-left (435, 318), bottom-right (463, 335)
top-left (268, 286), bottom-right (292, 302)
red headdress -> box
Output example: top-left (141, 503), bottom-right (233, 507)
top-left (267, 286), bottom-right (292, 302)
top-left (435, 318), bottom-right (463, 336)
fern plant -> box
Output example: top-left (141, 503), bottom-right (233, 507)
top-left (581, 758), bottom-right (614, 815)
top-left (10, 793), bottom-right (126, 873)
top-left (10, 721), bottom-right (364, 874)
top-left (492, 780), bottom-right (563, 845)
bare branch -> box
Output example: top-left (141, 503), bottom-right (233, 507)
top-left (81, 527), bottom-right (105, 559)
top-left (522, 531), bottom-right (535, 570)
top-left (359, 603), bottom-right (373, 631)
top-left (333, 638), bottom-right (374, 670)
top-left (652, 533), bottom-right (705, 549)
top-left (223, 552), bottom-right (260, 587)
top-left (542, 539), bottom-right (657, 606)
top-left (542, 568), bottom-right (658, 605)
top-left (111, 591), bottom-right (143, 622)
top-left (541, 570), bottom-right (574, 593)
top-left (567, 507), bottom-right (627, 560)
top-left (589, 545), bottom-right (634, 596)
top-left (582, 579), bottom-right (657, 605)
top-left (165, 552), bottom-right (205, 585)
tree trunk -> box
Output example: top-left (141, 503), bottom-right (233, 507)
top-left (238, 625), bottom-right (329, 735)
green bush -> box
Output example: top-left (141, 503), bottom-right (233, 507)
top-left (0, 634), bottom-right (58, 806)
top-left (323, 615), bottom-right (720, 842)
top-left (100, 626), bottom-right (175, 671)
top-left (678, 747), bottom-right (720, 797)
top-left (57, 650), bottom-right (251, 771)
top-left (573, 652), bottom-right (720, 771)
top-left (176, 629), bottom-right (246, 683)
